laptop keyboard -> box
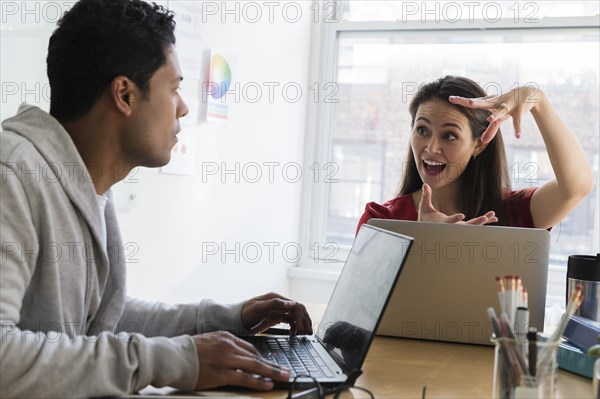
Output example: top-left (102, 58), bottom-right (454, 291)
top-left (253, 336), bottom-right (335, 378)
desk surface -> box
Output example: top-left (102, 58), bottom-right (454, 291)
top-left (341, 336), bottom-right (590, 398)
top-left (139, 336), bottom-right (592, 398)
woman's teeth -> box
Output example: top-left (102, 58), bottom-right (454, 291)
top-left (424, 160), bottom-right (445, 166)
top-left (423, 160), bottom-right (447, 173)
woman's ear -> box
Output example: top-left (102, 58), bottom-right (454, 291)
top-left (473, 137), bottom-right (489, 157)
top-left (110, 76), bottom-right (139, 117)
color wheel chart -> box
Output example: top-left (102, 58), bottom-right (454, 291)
top-left (206, 51), bottom-right (232, 124)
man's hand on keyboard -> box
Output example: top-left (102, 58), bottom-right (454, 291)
top-left (241, 292), bottom-right (313, 336)
top-left (193, 331), bottom-right (290, 390)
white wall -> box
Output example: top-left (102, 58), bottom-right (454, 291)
top-left (1, 1), bottom-right (313, 305)
top-left (1, 6), bottom-right (56, 122)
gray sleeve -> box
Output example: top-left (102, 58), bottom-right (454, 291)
top-left (117, 297), bottom-right (250, 337)
top-left (0, 161), bottom-right (198, 397)
top-left (0, 326), bottom-right (198, 398)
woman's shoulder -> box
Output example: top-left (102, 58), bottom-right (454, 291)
top-left (364, 194), bottom-right (418, 220)
top-left (502, 187), bottom-right (537, 202)
top-left (502, 187), bottom-right (538, 227)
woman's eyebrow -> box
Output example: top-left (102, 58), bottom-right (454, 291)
top-left (416, 116), bottom-right (463, 130)
top-left (441, 122), bottom-right (463, 130)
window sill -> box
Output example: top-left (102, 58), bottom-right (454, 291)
top-left (287, 264), bottom-right (340, 304)
top-left (288, 264), bottom-right (341, 282)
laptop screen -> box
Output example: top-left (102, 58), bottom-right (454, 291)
top-left (316, 225), bottom-right (413, 371)
top-left (367, 219), bottom-right (550, 345)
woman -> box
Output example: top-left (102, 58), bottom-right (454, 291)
top-left (356, 76), bottom-right (593, 233)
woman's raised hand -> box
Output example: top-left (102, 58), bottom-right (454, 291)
top-left (449, 85), bottom-right (543, 144)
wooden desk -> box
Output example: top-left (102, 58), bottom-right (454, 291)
top-left (340, 336), bottom-right (591, 398)
top-left (139, 336), bottom-right (592, 398)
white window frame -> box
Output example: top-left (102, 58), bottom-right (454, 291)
top-left (293, 2), bottom-right (600, 285)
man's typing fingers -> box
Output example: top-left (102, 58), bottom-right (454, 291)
top-left (241, 292), bottom-right (313, 335)
top-left (226, 354), bottom-right (290, 382)
top-left (287, 302), bottom-right (312, 336)
top-left (221, 370), bottom-right (275, 391)
top-left (193, 330), bottom-right (288, 390)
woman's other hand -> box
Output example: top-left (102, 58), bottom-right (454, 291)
top-left (417, 183), bottom-right (498, 225)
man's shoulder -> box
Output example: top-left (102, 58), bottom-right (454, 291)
top-left (0, 129), bottom-right (40, 164)
top-left (1, 104), bottom-right (64, 164)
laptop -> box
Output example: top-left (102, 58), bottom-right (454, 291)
top-left (367, 219), bottom-right (550, 346)
top-left (244, 224), bottom-right (413, 388)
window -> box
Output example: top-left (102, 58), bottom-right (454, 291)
top-left (301, 1), bottom-right (600, 307)
top-left (341, 0), bottom-right (600, 21)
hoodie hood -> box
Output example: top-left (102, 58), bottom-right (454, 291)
top-left (1, 103), bottom-right (104, 249)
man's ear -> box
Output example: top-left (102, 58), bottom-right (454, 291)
top-left (110, 76), bottom-right (139, 117)
top-left (473, 137), bottom-right (489, 157)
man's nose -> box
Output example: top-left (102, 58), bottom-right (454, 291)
top-left (177, 95), bottom-right (189, 119)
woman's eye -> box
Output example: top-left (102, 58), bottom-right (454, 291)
top-left (416, 126), bottom-right (428, 135)
top-left (444, 133), bottom-right (457, 141)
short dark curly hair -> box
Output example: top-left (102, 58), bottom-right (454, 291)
top-left (47, 0), bottom-right (176, 122)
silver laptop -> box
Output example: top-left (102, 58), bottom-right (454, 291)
top-left (245, 224), bottom-right (413, 388)
top-left (367, 219), bottom-right (550, 346)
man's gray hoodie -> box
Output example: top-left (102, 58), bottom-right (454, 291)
top-left (0, 104), bottom-right (247, 397)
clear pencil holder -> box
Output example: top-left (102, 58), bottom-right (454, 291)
top-left (492, 337), bottom-right (559, 399)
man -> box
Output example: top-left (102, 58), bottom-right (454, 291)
top-left (0, 0), bottom-right (312, 396)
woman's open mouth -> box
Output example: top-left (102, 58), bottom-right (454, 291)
top-left (423, 159), bottom-right (447, 177)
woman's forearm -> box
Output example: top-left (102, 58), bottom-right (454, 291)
top-left (531, 92), bottom-right (594, 199)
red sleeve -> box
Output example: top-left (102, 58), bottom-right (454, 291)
top-left (355, 195), bottom-right (418, 235)
top-left (356, 204), bottom-right (378, 236)
top-left (503, 187), bottom-right (538, 228)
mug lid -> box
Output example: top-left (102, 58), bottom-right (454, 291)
top-left (567, 253), bottom-right (600, 281)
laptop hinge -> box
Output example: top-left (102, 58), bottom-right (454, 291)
top-left (341, 369), bottom-right (363, 388)
top-left (314, 335), bottom-right (349, 372)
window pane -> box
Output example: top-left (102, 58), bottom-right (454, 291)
top-left (328, 140), bottom-right (385, 242)
top-left (341, 1), bottom-right (600, 22)
top-left (326, 29), bottom-right (600, 278)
